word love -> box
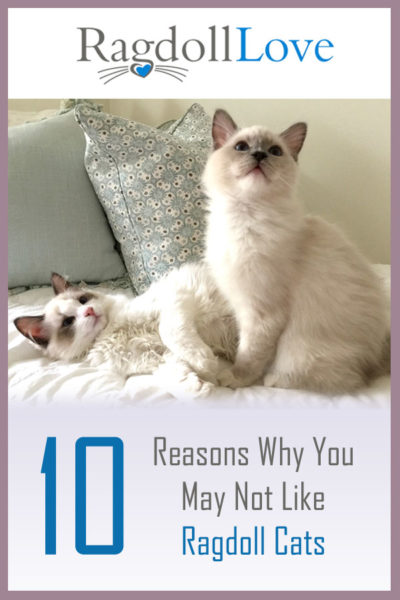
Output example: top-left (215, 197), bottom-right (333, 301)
top-left (237, 28), bottom-right (334, 63)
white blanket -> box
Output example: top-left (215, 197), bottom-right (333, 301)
top-left (8, 266), bottom-right (390, 409)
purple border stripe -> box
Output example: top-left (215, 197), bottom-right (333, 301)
top-left (2, 1), bottom-right (398, 598)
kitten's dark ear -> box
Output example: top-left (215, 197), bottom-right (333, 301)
top-left (14, 316), bottom-right (49, 347)
top-left (51, 272), bottom-right (71, 295)
top-left (280, 122), bottom-right (307, 160)
top-left (212, 109), bottom-right (238, 149)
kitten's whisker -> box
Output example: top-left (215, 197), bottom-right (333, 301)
top-left (273, 170), bottom-right (295, 187)
top-left (276, 175), bottom-right (297, 192)
top-left (266, 163), bottom-right (297, 191)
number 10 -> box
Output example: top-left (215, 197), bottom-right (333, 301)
top-left (41, 437), bottom-right (124, 555)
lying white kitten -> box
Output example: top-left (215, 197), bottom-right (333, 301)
top-left (204, 109), bottom-right (390, 392)
top-left (14, 267), bottom-right (237, 395)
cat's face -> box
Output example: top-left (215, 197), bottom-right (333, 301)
top-left (14, 273), bottom-right (111, 361)
top-left (203, 109), bottom-right (307, 203)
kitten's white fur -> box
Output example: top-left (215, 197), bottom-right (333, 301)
top-left (14, 266), bottom-right (237, 396)
top-left (14, 112), bottom-right (390, 395)
top-left (203, 110), bottom-right (390, 392)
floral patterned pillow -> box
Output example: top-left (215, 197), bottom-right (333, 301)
top-left (75, 103), bottom-right (212, 294)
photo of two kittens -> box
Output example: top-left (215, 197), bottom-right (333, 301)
top-left (14, 108), bottom-right (390, 394)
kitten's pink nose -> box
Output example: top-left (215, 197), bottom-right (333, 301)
top-left (84, 306), bottom-right (96, 318)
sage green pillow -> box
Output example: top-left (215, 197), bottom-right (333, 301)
top-left (8, 110), bottom-right (126, 288)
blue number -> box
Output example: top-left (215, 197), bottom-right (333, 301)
top-left (41, 437), bottom-right (56, 555)
top-left (75, 437), bottom-right (124, 555)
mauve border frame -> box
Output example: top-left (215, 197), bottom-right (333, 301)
top-left (1, 0), bottom-right (397, 597)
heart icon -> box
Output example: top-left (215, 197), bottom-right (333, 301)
top-left (137, 64), bottom-right (151, 77)
top-left (130, 61), bottom-right (153, 78)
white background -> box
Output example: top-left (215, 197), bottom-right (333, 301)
top-left (9, 8), bottom-right (390, 98)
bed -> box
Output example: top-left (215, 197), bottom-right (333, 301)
top-left (8, 265), bottom-right (390, 409)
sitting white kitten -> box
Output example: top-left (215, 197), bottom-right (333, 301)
top-left (14, 266), bottom-right (237, 395)
top-left (204, 109), bottom-right (390, 392)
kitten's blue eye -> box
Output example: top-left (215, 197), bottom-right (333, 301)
top-left (234, 141), bottom-right (249, 152)
top-left (79, 296), bottom-right (88, 305)
top-left (62, 316), bottom-right (75, 327)
top-left (269, 145), bottom-right (283, 156)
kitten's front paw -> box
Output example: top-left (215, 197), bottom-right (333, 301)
top-left (218, 368), bottom-right (245, 389)
top-left (87, 351), bottom-right (104, 368)
top-left (183, 374), bottom-right (215, 397)
top-left (155, 357), bottom-right (215, 398)
top-left (189, 352), bottom-right (219, 385)
top-left (263, 373), bottom-right (279, 388)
